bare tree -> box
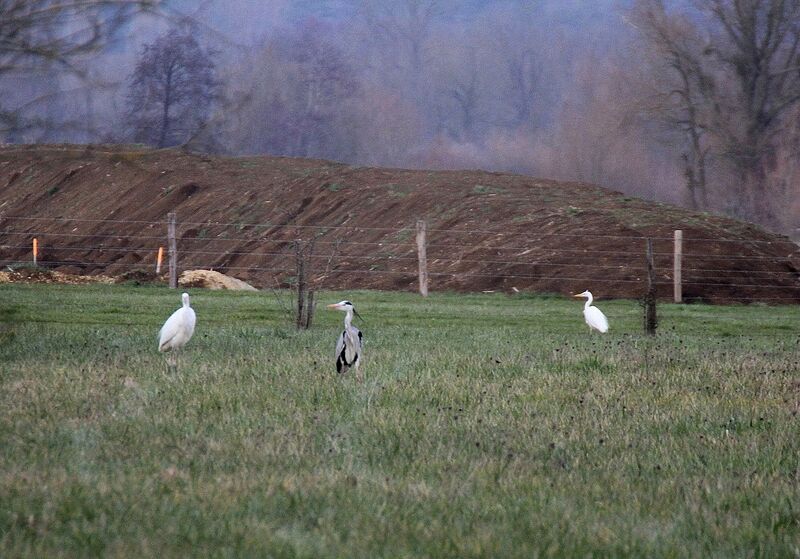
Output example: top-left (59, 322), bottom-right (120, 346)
top-left (705, 0), bottom-right (800, 222)
top-left (505, 47), bottom-right (540, 127)
top-left (486, 11), bottom-right (543, 129)
top-left (629, 2), bottom-right (712, 209)
top-left (224, 20), bottom-right (359, 160)
top-left (442, 47), bottom-right (482, 140)
top-left (631, 0), bottom-right (800, 222)
top-left (357, 0), bottom-right (446, 76)
top-left (126, 28), bottom-right (220, 148)
top-left (0, 1), bottom-right (162, 138)
top-left (0, 1), bottom-right (161, 77)
top-left (284, 21), bottom-right (359, 157)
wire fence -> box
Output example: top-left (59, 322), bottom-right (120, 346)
top-left (0, 215), bottom-right (792, 245)
top-left (1, 214), bottom-right (799, 303)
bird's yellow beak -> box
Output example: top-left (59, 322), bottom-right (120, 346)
top-left (572, 293), bottom-right (582, 298)
top-left (327, 303), bottom-right (339, 309)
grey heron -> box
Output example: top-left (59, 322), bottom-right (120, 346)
top-left (573, 290), bottom-right (609, 333)
top-left (158, 292), bottom-right (196, 368)
top-left (327, 300), bottom-right (364, 381)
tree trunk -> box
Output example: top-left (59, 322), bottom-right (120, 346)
top-left (742, 162), bottom-right (778, 226)
top-left (158, 68), bottom-right (173, 148)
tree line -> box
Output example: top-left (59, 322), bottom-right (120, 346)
top-left (1, 0), bottom-right (799, 235)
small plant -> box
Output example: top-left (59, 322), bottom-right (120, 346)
top-left (394, 229), bottom-right (413, 243)
top-left (472, 184), bottom-right (505, 195)
top-left (5, 262), bottom-right (45, 273)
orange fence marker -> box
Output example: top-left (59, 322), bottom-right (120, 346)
top-left (33, 238), bottom-right (38, 266)
top-left (156, 246), bottom-right (164, 275)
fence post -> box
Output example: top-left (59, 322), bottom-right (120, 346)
top-left (168, 211), bottom-right (177, 289)
top-left (295, 240), bottom-right (306, 329)
top-left (644, 238), bottom-right (657, 335)
top-left (673, 229), bottom-right (683, 303)
top-left (32, 238), bottom-right (38, 266)
top-left (305, 290), bottom-right (315, 329)
top-left (416, 220), bottom-right (428, 297)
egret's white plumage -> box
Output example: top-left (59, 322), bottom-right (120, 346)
top-left (159, 292), bottom-right (196, 354)
top-left (573, 290), bottom-right (608, 333)
top-left (327, 300), bottom-right (363, 381)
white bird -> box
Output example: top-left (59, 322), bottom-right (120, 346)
top-left (158, 292), bottom-right (196, 368)
top-left (573, 290), bottom-right (609, 333)
top-left (327, 300), bottom-right (364, 381)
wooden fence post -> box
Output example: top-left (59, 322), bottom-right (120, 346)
top-left (168, 211), bottom-right (177, 289)
top-left (305, 290), bottom-right (315, 329)
top-left (293, 238), bottom-right (317, 329)
top-left (416, 220), bottom-right (428, 297)
top-left (673, 229), bottom-right (683, 303)
top-left (644, 238), bottom-right (657, 335)
top-left (295, 240), bottom-right (306, 329)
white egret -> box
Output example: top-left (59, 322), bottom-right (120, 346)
top-left (327, 300), bottom-right (364, 381)
top-left (573, 290), bottom-right (609, 333)
top-left (158, 292), bottom-right (196, 368)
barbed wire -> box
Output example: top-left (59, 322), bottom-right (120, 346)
top-left (1, 215), bottom-right (797, 300)
top-left (3, 243), bottom-right (800, 278)
top-left (1, 230), bottom-right (796, 262)
top-left (0, 215), bottom-right (797, 246)
top-left (2, 259), bottom-right (799, 292)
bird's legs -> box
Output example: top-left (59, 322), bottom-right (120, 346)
top-left (165, 350), bottom-right (178, 374)
top-left (354, 361), bottom-right (363, 383)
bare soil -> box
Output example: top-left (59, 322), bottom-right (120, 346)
top-left (1, 144), bottom-right (798, 303)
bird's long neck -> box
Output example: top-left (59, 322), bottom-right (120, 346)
top-left (584, 293), bottom-right (593, 309)
top-left (344, 308), bottom-right (353, 329)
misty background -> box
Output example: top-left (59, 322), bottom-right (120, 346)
top-left (2, 0), bottom-right (799, 238)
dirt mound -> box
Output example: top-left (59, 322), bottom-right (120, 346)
top-left (179, 269), bottom-right (257, 291)
top-left (0, 144), bottom-right (798, 303)
top-left (0, 267), bottom-right (114, 285)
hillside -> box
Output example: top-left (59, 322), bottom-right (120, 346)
top-left (0, 144), bottom-right (798, 303)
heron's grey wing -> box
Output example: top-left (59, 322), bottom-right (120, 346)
top-left (335, 330), bottom-right (346, 359)
top-left (343, 326), bottom-right (361, 365)
top-left (335, 330), bottom-right (347, 373)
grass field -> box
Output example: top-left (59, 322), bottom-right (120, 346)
top-left (1, 284), bottom-right (798, 558)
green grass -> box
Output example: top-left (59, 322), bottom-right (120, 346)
top-left (1, 284), bottom-right (798, 558)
